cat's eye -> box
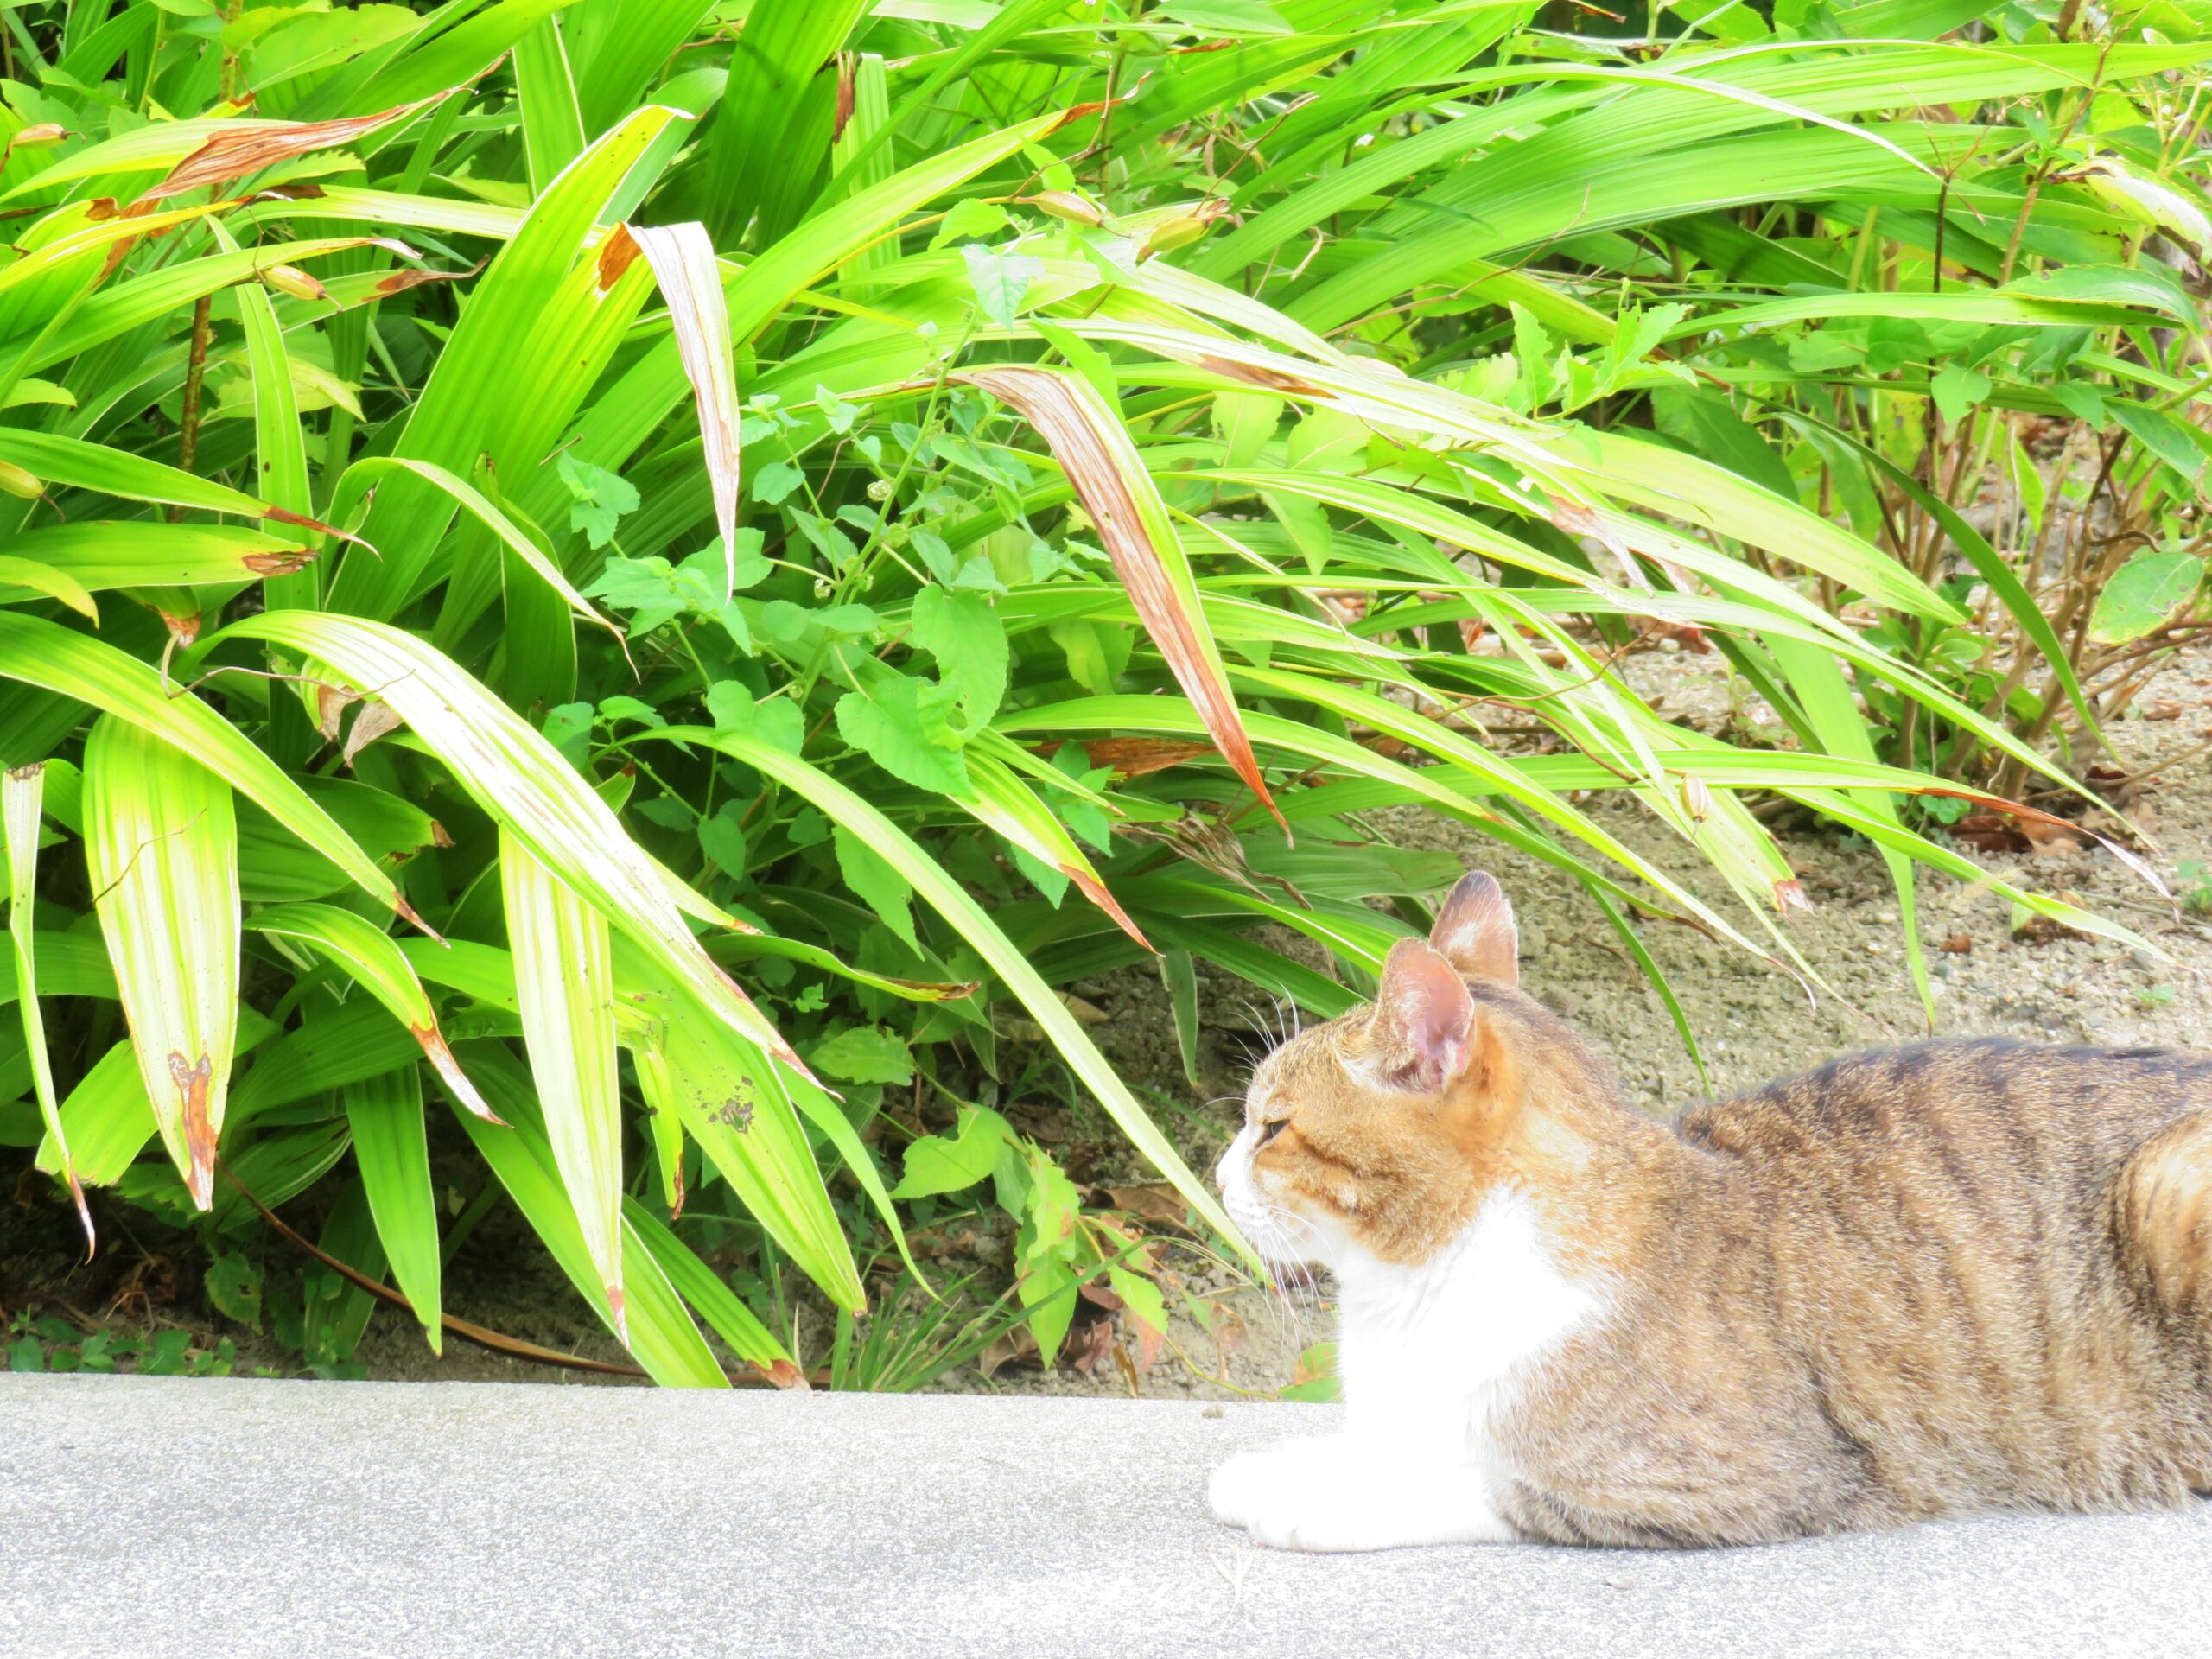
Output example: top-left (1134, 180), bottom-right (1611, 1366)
top-left (1255, 1116), bottom-right (1289, 1147)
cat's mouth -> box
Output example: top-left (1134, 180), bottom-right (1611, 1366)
top-left (1217, 1122), bottom-right (1339, 1270)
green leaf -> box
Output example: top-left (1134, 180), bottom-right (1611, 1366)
top-left (1929, 364), bottom-right (1991, 428)
top-left (888, 1105), bottom-right (1009, 1199)
top-left (559, 454), bottom-right (641, 549)
top-left (806, 1025), bottom-right (913, 1085)
top-left (2112, 403), bottom-right (2208, 482)
top-left (833, 824), bottom-right (918, 952)
top-left (1014, 1145), bottom-right (1084, 1364)
top-left (750, 461), bottom-right (805, 505)
top-left (2091, 551), bottom-right (2206, 646)
top-left (929, 198), bottom-right (1012, 250)
top-left (835, 668), bottom-right (971, 795)
top-left (705, 683), bottom-right (805, 753)
top-left (962, 243), bottom-right (1043, 327)
top-left (205, 1253), bottom-right (264, 1332)
top-left (909, 588), bottom-right (1007, 728)
top-left (698, 802), bottom-right (748, 876)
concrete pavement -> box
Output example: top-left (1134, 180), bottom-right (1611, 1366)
top-left (0, 1374), bottom-right (2206, 1656)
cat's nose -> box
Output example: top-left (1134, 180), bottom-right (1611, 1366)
top-left (1213, 1123), bottom-right (1251, 1191)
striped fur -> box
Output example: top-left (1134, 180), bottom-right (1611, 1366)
top-left (1214, 872), bottom-right (2212, 1549)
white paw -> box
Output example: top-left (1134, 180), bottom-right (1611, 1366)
top-left (1243, 1493), bottom-right (1393, 1554)
top-left (1207, 1438), bottom-right (1344, 1530)
top-left (1210, 1443), bottom-right (1510, 1553)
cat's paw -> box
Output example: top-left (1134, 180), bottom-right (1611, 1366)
top-left (1242, 1490), bottom-right (1396, 1554)
top-left (1208, 1438), bottom-right (1346, 1530)
top-left (1213, 1445), bottom-right (1510, 1553)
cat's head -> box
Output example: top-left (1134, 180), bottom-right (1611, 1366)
top-left (1216, 870), bottom-right (1600, 1271)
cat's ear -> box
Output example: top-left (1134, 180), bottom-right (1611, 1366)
top-left (1370, 938), bottom-right (1478, 1093)
top-left (1429, 870), bottom-right (1518, 987)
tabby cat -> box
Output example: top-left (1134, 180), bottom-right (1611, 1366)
top-left (1210, 871), bottom-right (2212, 1551)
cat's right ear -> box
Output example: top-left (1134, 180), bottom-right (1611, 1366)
top-left (1428, 871), bottom-right (1518, 986)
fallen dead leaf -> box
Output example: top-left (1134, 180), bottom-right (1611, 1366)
top-left (977, 1323), bottom-right (1039, 1379)
top-left (1065, 1312), bottom-right (1116, 1376)
top-left (1102, 1182), bottom-right (1192, 1229)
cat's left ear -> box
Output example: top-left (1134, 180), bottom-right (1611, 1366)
top-left (1428, 870), bottom-right (1518, 987)
top-left (1370, 938), bottom-right (1478, 1094)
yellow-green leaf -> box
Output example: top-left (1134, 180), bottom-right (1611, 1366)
top-left (4, 762), bottom-right (90, 1247)
top-left (82, 715), bottom-right (240, 1210)
top-left (501, 830), bottom-right (627, 1341)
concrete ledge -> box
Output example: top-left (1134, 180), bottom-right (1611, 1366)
top-left (1, 1375), bottom-right (2206, 1656)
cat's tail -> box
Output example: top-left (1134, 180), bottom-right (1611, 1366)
top-left (2109, 1109), bottom-right (2212, 1337)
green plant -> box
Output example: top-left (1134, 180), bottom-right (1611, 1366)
top-left (4, 1306), bottom-right (237, 1378)
top-left (0, 0), bottom-right (2196, 1388)
top-left (2177, 861), bottom-right (2212, 915)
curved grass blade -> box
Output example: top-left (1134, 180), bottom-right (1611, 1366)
top-left (0, 556), bottom-right (97, 620)
top-left (623, 1199), bottom-right (798, 1382)
top-left (626, 222), bottom-right (742, 594)
top-left (630, 988), bottom-right (866, 1314)
top-left (35, 1041), bottom-right (156, 1188)
top-left (3, 523), bottom-right (316, 594)
top-left (333, 456), bottom-right (620, 640)
top-left (344, 1066), bottom-right (443, 1352)
top-left (248, 902), bottom-right (496, 1124)
top-left (4, 763), bottom-right (90, 1249)
top-left (960, 748), bottom-right (1151, 950)
top-left (82, 715), bottom-right (239, 1210)
top-left (212, 611), bottom-right (812, 1085)
top-left (502, 830), bottom-right (627, 1342)
top-left (950, 365), bottom-right (1282, 831)
top-left (0, 613), bottom-right (411, 925)
top-left (652, 728), bottom-right (1246, 1255)
top-left (446, 1047), bottom-right (727, 1389)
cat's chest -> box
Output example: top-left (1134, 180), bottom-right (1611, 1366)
top-left (1333, 1190), bottom-right (1605, 1452)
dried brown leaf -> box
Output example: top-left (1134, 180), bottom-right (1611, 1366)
top-left (953, 365), bottom-right (1281, 830)
top-left (1102, 1182), bottom-right (1192, 1229)
top-left (137, 93), bottom-right (447, 207)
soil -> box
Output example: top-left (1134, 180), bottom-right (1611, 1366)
top-left (944, 634), bottom-right (2212, 1402)
top-left (5, 643), bottom-right (2209, 1400)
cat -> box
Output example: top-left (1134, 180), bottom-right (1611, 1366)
top-left (1210, 870), bottom-right (2212, 1552)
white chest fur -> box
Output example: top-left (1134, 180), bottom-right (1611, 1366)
top-left (1332, 1188), bottom-right (1605, 1460)
top-left (1208, 1183), bottom-right (1606, 1549)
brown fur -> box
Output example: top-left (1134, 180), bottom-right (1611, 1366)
top-left (1239, 872), bottom-right (2212, 1546)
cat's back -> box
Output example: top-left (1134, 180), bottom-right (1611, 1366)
top-left (1675, 1037), bottom-right (2209, 1198)
top-left (1660, 1039), bottom-right (2212, 1518)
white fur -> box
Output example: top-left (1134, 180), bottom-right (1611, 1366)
top-left (1209, 1156), bottom-right (1605, 1553)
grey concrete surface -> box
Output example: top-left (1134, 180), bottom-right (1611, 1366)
top-left (0, 1374), bottom-right (2206, 1658)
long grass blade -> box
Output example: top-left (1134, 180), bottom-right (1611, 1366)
top-left (81, 715), bottom-right (239, 1210)
top-left (951, 365), bottom-right (1283, 831)
top-left (4, 763), bottom-right (90, 1248)
top-left (502, 829), bottom-right (627, 1341)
